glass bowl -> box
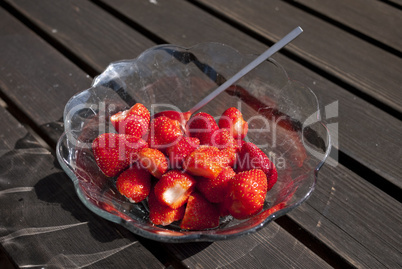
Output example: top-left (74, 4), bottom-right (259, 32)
top-left (56, 42), bottom-right (331, 242)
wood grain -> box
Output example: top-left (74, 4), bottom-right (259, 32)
top-left (88, 0), bottom-right (402, 187)
top-left (0, 106), bottom-right (164, 268)
top-left (195, 0), bottom-right (402, 114)
top-left (0, 3), bottom-right (333, 268)
top-left (166, 224), bottom-right (332, 268)
top-left (1, 0), bottom-right (401, 267)
top-left (293, 161), bottom-right (402, 268)
top-left (290, 0), bottom-right (402, 52)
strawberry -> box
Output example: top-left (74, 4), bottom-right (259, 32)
top-left (180, 192), bottom-right (220, 230)
top-left (153, 110), bottom-right (192, 130)
top-left (187, 112), bottom-right (219, 145)
top-left (236, 142), bottom-right (278, 190)
top-left (92, 133), bottom-right (147, 177)
top-left (183, 146), bottom-right (226, 179)
top-left (138, 148), bottom-right (168, 179)
top-left (116, 166), bottom-right (151, 203)
top-left (154, 170), bottom-right (196, 209)
top-left (226, 169), bottom-right (268, 219)
top-left (218, 107), bottom-right (248, 139)
top-left (196, 166), bottom-right (236, 203)
top-left (217, 197), bottom-right (232, 217)
top-left (213, 129), bottom-right (240, 167)
top-left (166, 136), bottom-right (200, 169)
top-left (110, 103), bottom-right (150, 138)
top-left (148, 187), bottom-right (185, 226)
top-left (148, 116), bottom-right (183, 151)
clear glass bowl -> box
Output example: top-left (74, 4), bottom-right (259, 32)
top-left (56, 43), bottom-right (331, 242)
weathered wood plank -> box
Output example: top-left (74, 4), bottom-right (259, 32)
top-left (0, 106), bottom-right (164, 268)
top-left (195, 0), bottom-right (402, 114)
top-left (290, 0), bottom-right (402, 52)
top-left (384, 0), bottom-right (402, 7)
top-left (0, 3), bottom-right (333, 268)
top-left (166, 224), bottom-right (333, 269)
top-left (89, 0), bottom-right (402, 187)
top-left (4, 0), bottom-right (155, 73)
top-left (0, 107), bottom-right (27, 151)
top-left (294, 161), bottom-right (402, 268)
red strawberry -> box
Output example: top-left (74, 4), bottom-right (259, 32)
top-left (217, 197), bottom-right (232, 217)
top-left (187, 112), bottom-right (219, 145)
top-left (183, 146), bottom-right (226, 179)
top-left (116, 166), bottom-right (151, 203)
top-left (138, 148), bottom-right (168, 179)
top-left (236, 142), bottom-right (278, 190)
top-left (218, 107), bottom-right (248, 139)
top-left (148, 187), bottom-right (185, 226)
top-left (154, 170), bottom-right (196, 209)
top-left (196, 167), bottom-right (236, 203)
top-left (213, 129), bottom-right (240, 167)
top-left (180, 192), bottom-right (220, 230)
top-left (226, 169), bottom-right (268, 219)
top-left (166, 136), bottom-right (200, 168)
top-left (153, 110), bottom-right (192, 130)
top-left (148, 116), bottom-right (183, 151)
top-left (110, 103), bottom-right (150, 137)
top-left (227, 169), bottom-right (267, 219)
top-left (92, 133), bottom-right (147, 177)
top-left (213, 129), bottom-right (237, 150)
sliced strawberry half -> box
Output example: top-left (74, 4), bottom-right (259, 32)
top-left (226, 169), bottom-right (268, 219)
top-left (182, 146), bottom-right (226, 180)
top-left (218, 107), bottom-right (248, 139)
top-left (180, 192), bottom-right (220, 230)
top-left (186, 112), bottom-right (219, 145)
top-left (138, 148), bottom-right (168, 179)
top-left (148, 187), bottom-right (185, 226)
top-left (110, 103), bottom-right (150, 137)
top-left (166, 136), bottom-right (200, 169)
top-left (196, 166), bottom-right (236, 203)
top-left (236, 142), bottom-right (278, 190)
top-left (154, 170), bottom-right (196, 209)
top-left (92, 133), bottom-right (147, 177)
top-left (116, 166), bottom-right (151, 203)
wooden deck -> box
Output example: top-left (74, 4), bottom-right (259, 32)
top-left (0, 1), bottom-right (401, 268)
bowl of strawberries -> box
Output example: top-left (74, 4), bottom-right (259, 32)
top-left (56, 42), bottom-right (331, 242)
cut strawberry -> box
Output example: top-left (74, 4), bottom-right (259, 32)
top-left (227, 169), bottom-right (268, 219)
top-left (148, 187), bottom-right (185, 226)
top-left (148, 116), bottom-right (183, 151)
top-left (183, 146), bottom-right (226, 179)
top-left (180, 192), bottom-right (220, 230)
top-left (236, 142), bottom-right (278, 190)
top-left (196, 166), bottom-right (236, 203)
top-left (187, 112), bottom-right (219, 145)
top-left (116, 166), bottom-right (151, 203)
top-left (153, 110), bottom-right (192, 130)
top-left (218, 107), bottom-right (248, 139)
top-left (154, 170), bottom-right (196, 209)
top-left (166, 136), bottom-right (200, 169)
top-left (110, 103), bottom-right (150, 138)
top-left (138, 148), bottom-right (168, 179)
top-left (92, 133), bottom-right (147, 177)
